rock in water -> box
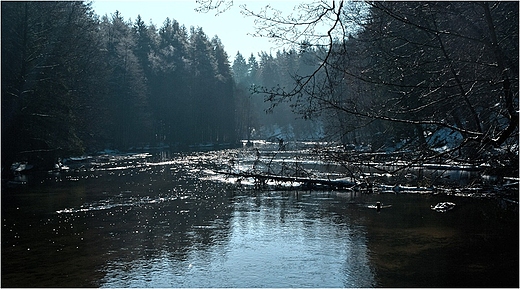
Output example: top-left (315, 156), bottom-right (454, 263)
top-left (431, 202), bottom-right (456, 212)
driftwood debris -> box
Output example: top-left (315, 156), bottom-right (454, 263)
top-left (216, 170), bottom-right (359, 190)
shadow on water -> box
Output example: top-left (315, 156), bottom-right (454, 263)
top-left (361, 194), bottom-right (519, 288)
top-left (1, 148), bottom-right (518, 287)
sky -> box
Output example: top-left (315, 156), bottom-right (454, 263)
top-left (91, 0), bottom-right (300, 61)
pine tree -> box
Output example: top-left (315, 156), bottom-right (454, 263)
top-left (232, 52), bottom-right (249, 85)
top-left (99, 11), bottom-right (152, 149)
top-left (212, 36), bottom-right (236, 143)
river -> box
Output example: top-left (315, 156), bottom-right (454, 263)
top-left (2, 146), bottom-right (518, 287)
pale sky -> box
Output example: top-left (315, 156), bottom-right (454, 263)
top-left (91, 0), bottom-right (300, 61)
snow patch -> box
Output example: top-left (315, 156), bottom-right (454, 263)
top-left (425, 127), bottom-right (463, 152)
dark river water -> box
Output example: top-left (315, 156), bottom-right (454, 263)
top-left (2, 147), bottom-right (518, 287)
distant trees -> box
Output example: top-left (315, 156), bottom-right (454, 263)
top-left (231, 49), bottom-right (325, 141)
top-left (96, 13), bottom-right (238, 148)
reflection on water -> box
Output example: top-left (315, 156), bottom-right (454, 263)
top-left (100, 191), bottom-right (375, 288)
top-left (1, 149), bottom-right (518, 287)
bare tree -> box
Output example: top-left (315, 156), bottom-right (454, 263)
top-left (198, 1), bottom-right (518, 177)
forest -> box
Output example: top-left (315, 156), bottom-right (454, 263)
top-left (1, 1), bottom-right (322, 171)
top-left (2, 1), bottom-right (518, 177)
top-left (2, 2), bottom-right (223, 165)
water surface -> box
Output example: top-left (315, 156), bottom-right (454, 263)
top-left (2, 149), bottom-right (518, 287)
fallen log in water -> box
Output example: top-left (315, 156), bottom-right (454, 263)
top-left (215, 170), bottom-right (359, 190)
top-left (379, 184), bottom-right (434, 193)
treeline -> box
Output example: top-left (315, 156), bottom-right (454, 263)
top-left (2, 1), bottom-right (238, 169)
top-left (4, 1), bottom-right (515, 172)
